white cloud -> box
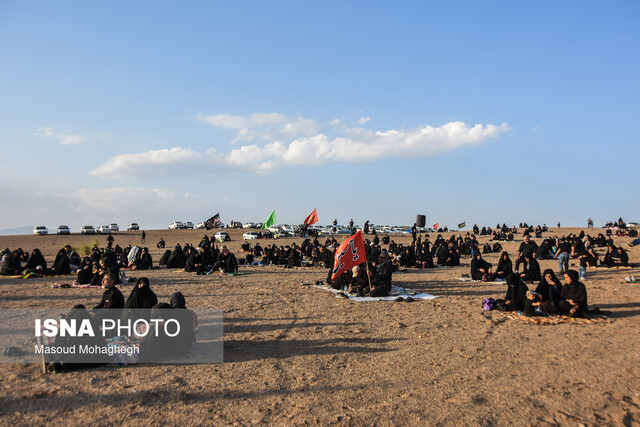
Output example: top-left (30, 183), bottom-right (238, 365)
top-left (91, 147), bottom-right (203, 178)
top-left (35, 127), bottom-right (86, 145)
top-left (92, 114), bottom-right (509, 178)
top-left (198, 112), bottom-right (320, 143)
top-left (357, 116), bottom-right (371, 125)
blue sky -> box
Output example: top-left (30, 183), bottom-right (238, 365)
top-left (1, 1), bottom-right (638, 232)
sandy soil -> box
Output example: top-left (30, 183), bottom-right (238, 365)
top-left (0, 227), bottom-right (639, 426)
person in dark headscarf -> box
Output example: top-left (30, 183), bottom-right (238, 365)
top-left (470, 252), bottom-right (492, 281)
top-left (0, 250), bottom-right (22, 275)
top-left (166, 244), bottom-right (187, 269)
top-left (504, 273), bottom-right (528, 312)
top-left (520, 256), bottom-right (541, 282)
top-left (185, 247), bottom-right (205, 274)
top-left (76, 257), bottom-right (94, 285)
top-left (24, 248), bottom-right (47, 271)
top-left (133, 247), bottom-right (153, 270)
top-left (494, 251), bottom-right (512, 279)
top-left (49, 248), bottom-right (71, 275)
top-left (138, 302), bottom-right (195, 363)
top-left (525, 269), bottom-right (562, 316)
top-left (125, 277), bottom-right (158, 309)
top-left (558, 270), bottom-right (588, 317)
top-left (169, 292), bottom-right (187, 309)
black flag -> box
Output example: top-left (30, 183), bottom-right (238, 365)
top-left (458, 221), bottom-right (466, 229)
top-left (205, 213), bottom-right (220, 230)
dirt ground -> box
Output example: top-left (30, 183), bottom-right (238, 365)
top-left (0, 227), bottom-right (639, 426)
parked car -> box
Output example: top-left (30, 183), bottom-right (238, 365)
top-left (126, 223), bottom-right (139, 231)
top-left (214, 231), bottom-right (231, 241)
top-left (242, 222), bottom-right (256, 229)
top-left (33, 226), bottom-right (48, 235)
top-left (243, 231), bottom-right (259, 240)
top-left (56, 225), bottom-right (71, 235)
top-left (81, 225), bottom-right (96, 235)
top-left (184, 221), bottom-right (194, 229)
top-left (195, 221), bottom-right (206, 229)
top-left (110, 223), bottom-right (119, 232)
top-left (97, 225), bottom-right (111, 234)
top-left (169, 221), bottom-right (184, 229)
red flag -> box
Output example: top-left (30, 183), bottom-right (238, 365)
top-left (304, 208), bottom-right (318, 226)
top-left (331, 230), bottom-right (367, 281)
top-left (433, 222), bottom-right (440, 229)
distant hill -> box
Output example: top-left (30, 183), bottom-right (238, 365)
top-left (0, 225), bottom-right (34, 236)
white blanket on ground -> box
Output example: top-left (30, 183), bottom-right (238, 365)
top-left (312, 284), bottom-right (437, 302)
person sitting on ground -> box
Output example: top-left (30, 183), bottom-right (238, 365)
top-left (48, 248), bottom-right (71, 275)
top-left (494, 251), bottom-right (512, 279)
top-left (132, 247), bottom-right (153, 270)
top-left (76, 257), bottom-right (94, 285)
top-left (369, 251), bottom-right (393, 297)
top-left (503, 273), bottom-right (528, 312)
top-left (558, 270), bottom-right (588, 318)
top-left (0, 250), bottom-right (22, 276)
top-left (524, 269), bottom-right (562, 316)
top-left (211, 246), bottom-right (238, 273)
top-left (185, 247), bottom-right (205, 274)
top-left (124, 277), bottom-right (158, 309)
top-left (348, 264), bottom-right (370, 296)
top-left (24, 248), bottom-right (47, 272)
top-left (64, 245), bottom-right (81, 272)
top-left (610, 247), bottom-right (630, 267)
top-left (157, 238), bottom-right (165, 249)
top-left (470, 252), bottom-right (492, 281)
top-left (520, 256), bottom-right (541, 282)
top-left (94, 273), bottom-right (124, 309)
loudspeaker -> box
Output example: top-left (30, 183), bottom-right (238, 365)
top-left (416, 215), bottom-right (426, 228)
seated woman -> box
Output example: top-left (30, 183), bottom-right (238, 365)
top-left (132, 247), bottom-right (153, 270)
top-left (125, 277), bottom-right (158, 309)
top-left (1, 250), bottom-right (22, 276)
top-left (76, 257), bottom-right (94, 285)
top-left (24, 248), bottom-right (47, 272)
top-left (504, 273), bottom-right (528, 312)
top-left (558, 270), bottom-right (588, 318)
top-left (137, 303), bottom-right (195, 363)
top-left (494, 252), bottom-right (512, 279)
top-left (524, 269), bottom-right (562, 316)
top-left (520, 256), bottom-right (541, 282)
top-left (470, 252), bottom-right (492, 281)
top-left (46, 249), bottom-right (71, 275)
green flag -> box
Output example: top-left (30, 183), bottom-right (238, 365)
top-left (261, 210), bottom-right (276, 230)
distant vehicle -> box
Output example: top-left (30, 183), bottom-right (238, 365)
top-left (97, 225), bottom-right (111, 234)
top-left (110, 223), bottom-right (119, 232)
top-left (243, 231), bottom-right (259, 240)
top-left (628, 222), bottom-right (639, 227)
top-left (242, 222), bottom-right (256, 229)
top-left (33, 226), bottom-right (48, 235)
top-left (81, 225), bottom-right (96, 235)
top-left (214, 231), bottom-right (231, 241)
top-left (184, 221), bottom-right (194, 229)
top-left (168, 221), bottom-right (184, 229)
top-left (195, 221), bottom-right (206, 229)
top-left (56, 225), bottom-right (71, 235)
top-left (126, 223), bottom-right (139, 231)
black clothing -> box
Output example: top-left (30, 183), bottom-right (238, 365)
top-left (494, 252), bottom-right (512, 279)
top-left (51, 251), bottom-right (71, 275)
top-left (24, 249), bottom-right (47, 270)
top-left (94, 286), bottom-right (125, 309)
top-left (372, 260), bottom-right (393, 294)
top-left (166, 247), bottom-right (187, 269)
top-left (521, 258), bottom-right (541, 282)
top-left (470, 256), bottom-right (492, 281)
top-left (124, 284), bottom-right (158, 309)
top-left (505, 274), bottom-right (528, 312)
